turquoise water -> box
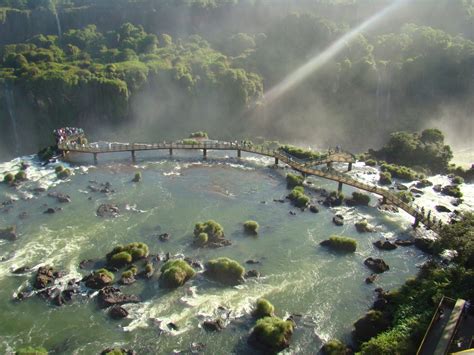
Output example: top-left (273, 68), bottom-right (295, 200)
top-left (0, 150), bottom-right (427, 354)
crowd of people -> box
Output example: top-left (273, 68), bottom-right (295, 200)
top-left (53, 127), bottom-right (84, 144)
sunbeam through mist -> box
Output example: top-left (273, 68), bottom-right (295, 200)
top-left (264, 0), bottom-right (411, 104)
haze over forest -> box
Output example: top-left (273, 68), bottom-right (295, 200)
top-left (0, 0), bottom-right (473, 158)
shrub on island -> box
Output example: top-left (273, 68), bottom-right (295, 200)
top-left (196, 232), bottom-right (209, 247)
top-left (441, 184), bottom-right (463, 198)
top-left (253, 298), bottom-right (275, 319)
top-left (320, 236), bottom-right (357, 253)
top-left (244, 220), bottom-right (259, 235)
top-left (189, 131), bottom-right (208, 139)
top-left (3, 173), bottom-right (14, 183)
top-left (132, 172), bottom-right (141, 182)
top-left (451, 176), bottom-right (464, 185)
top-left (379, 171), bottom-right (392, 185)
top-left (204, 257), bottom-right (245, 285)
top-left (248, 316), bottom-right (294, 353)
top-left (346, 192), bottom-right (370, 206)
top-left (380, 163), bottom-right (420, 181)
top-left (194, 220), bottom-right (224, 241)
top-left (159, 259), bottom-right (195, 288)
top-left (15, 171), bottom-right (27, 181)
top-left (106, 243), bottom-right (149, 267)
top-left (365, 159), bottom-right (377, 167)
top-left (286, 173), bottom-right (304, 188)
top-left (321, 339), bottom-right (349, 355)
top-left (288, 186), bottom-right (310, 208)
top-left (16, 346), bottom-right (48, 355)
top-left (57, 168), bottom-right (71, 179)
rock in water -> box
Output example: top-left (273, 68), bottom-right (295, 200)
top-left (373, 240), bottom-right (397, 251)
top-left (97, 286), bottom-right (140, 308)
top-left (365, 274), bottom-right (378, 284)
top-left (435, 205), bottom-right (451, 213)
top-left (34, 266), bottom-right (57, 289)
top-left (364, 258), bottom-right (389, 273)
top-left (96, 204), bottom-right (120, 218)
top-left (332, 215), bottom-right (344, 226)
top-left (202, 319), bottom-right (225, 332)
top-left (245, 270), bottom-right (261, 278)
top-left (109, 305), bottom-right (129, 319)
top-left (0, 226), bottom-right (17, 241)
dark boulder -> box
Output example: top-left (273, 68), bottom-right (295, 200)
top-left (44, 208), bottom-right (56, 214)
top-left (414, 237), bottom-right (435, 254)
top-left (83, 272), bottom-right (114, 290)
top-left (433, 184), bottom-right (442, 192)
top-left (246, 259), bottom-right (260, 265)
top-left (96, 204), bottom-right (120, 218)
top-left (364, 258), bottom-right (389, 273)
top-left (352, 310), bottom-right (390, 344)
top-left (109, 305), bottom-right (129, 319)
top-left (373, 240), bottom-right (397, 251)
top-left (435, 205), bottom-right (451, 213)
top-left (48, 191), bottom-right (71, 203)
top-left (158, 233), bottom-right (170, 242)
top-left (245, 270), bottom-right (260, 278)
top-left (34, 266), bottom-right (57, 289)
top-left (79, 259), bottom-right (96, 270)
top-left (333, 215), bottom-right (344, 226)
top-left (167, 322), bottom-right (179, 331)
top-left (416, 179), bottom-right (433, 188)
top-left (410, 188), bottom-right (424, 195)
top-left (395, 239), bottom-right (414, 247)
top-left (0, 226), bottom-right (17, 241)
top-left (97, 286), bottom-right (140, 309)
top-left (202, 319), bottom-right (225, 332)
top-left (373, 298), bottom-right (388, 311)
top-left (395, 183), bottom-right (408, 191)
top-left (309, 205), bottom-right (320, 213)
top-left (365, 274), bottom-right (378, 284)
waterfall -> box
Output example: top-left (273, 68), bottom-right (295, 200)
top-left (51, 1), bottom-right (62, 38)
top-left (385, 75), bottom-right (391, 121)
top-left (375, 68), bottom-right (382, 121)
top-left (3, 85), bottom-right (20, 155)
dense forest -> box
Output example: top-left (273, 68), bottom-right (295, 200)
top-left (0, 0), bottom-right (473, 158)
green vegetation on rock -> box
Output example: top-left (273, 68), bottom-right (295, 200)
top-left (194, 220), bottom-right (224, 241)
top-left (253, 298), bottom-right (275, 319)
top-left (379, 171), bottom-right (392, 185)
top-left (321, 235), bottom-right (357, 253)
top-left (106, 242), bottom-right (149, 267)
top-left (373, 129), bottom-right (453, 173)
top-left (159, 259), bottom-right (195, 288)
top-left (14, 171), bottom-right (27, 181)
top-left (321, 339), bottom-right (348, 355)
top-left (205, 257), bottom-right (245, 285)
top-left (132, 172), bottom-right (141, 182)
top-left (243, 220), bottom-right (259, 235)
top-left (288, 186), bottom-right (310, 208)
top-left (380, 163), bottom-right (420, 181)
top-left (279, 145), bottom-right (320, 160)
top-left (286, 173), bottom-right (304, 188)
top-left (249, 316), bottom-right (294, 352)
top-left (57, 168), bottom-right (71, 179)
top-left (3, 173), bottom-right (14, 183)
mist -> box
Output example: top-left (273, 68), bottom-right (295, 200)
top-left (0, 0), bottom-right (473, 159)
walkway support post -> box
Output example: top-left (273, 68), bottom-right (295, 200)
top-left (348, 162), bottom-right (353, 171)
top-left (169, 148), bottom-right (173, 155)
top-left (382, 196), bottom-right (387, 204)
top-left (413, 215), bottom-right (420, 229)
top-left (237, 149), bottom-right (241, 158)
top-left (338, 181), bottom-right (343, 193)
top-left (327, 162), bottom-right (332, 169)
top-left (203, 148), bottom-right (207, 159)
top-left (275, 157), bottom-right (279, 165)
top-left (131, 150), bottom-right (136, 162)
top-left (93, 153), bottom-right (98, 165)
